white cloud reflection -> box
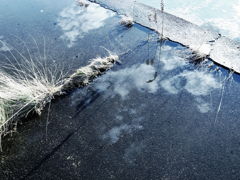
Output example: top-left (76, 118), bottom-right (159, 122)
top-left (160, 70), bottom-right (220, 113)
top-left (183, 71), bottom-right (220, 96)
top-left (102, 123), bottom-right (143, 144)
top-left (58, 2), bottom-right (114, 47)
top-left (161, 70), bottom-right (220, 96)
top-left (124, 142), bottom-right (145, 165)
top-left (195, 97), bottom-right (211, 113)
top-left (94, 43), bottom-right (220, 113)
top-left (95, 64), bottom-right (159, 99)
top-left (160, 46), bottom-right (187, 71)
top-left (158, 44), bottom-right (221, 113)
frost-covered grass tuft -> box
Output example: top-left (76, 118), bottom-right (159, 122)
top-left (62, 53), bottom-right (119, 90)
top-left (188, 52), bottom-right (207, 65)
top-left (0, 100), bottom-right (7, 128)
top-left (0, 42), bottom-right (118, 149)
top-left (76, 0), bottom-right (90, 7)
top-left (0, 63), bottom-right (64, 143)
top-left (120, 16), bottom-right (134, 27)
top-left (0, 40), bottom-right (65, 145)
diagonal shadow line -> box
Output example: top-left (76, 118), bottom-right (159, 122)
top-left (22, 94), bottom-right (110, 180)
top-left (21, 131), bottom-right (75, 180)
top-left (73, 39), bottom-right (151, 117)
top-left (73, 90), bottom-right (102, 117)
top-left (22, 38), bottom-right (151, 180)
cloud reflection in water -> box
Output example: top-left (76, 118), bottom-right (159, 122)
top-left (95, 64), bottom-right (159, 99)
top-left (96, 44), bottom-right (220, 114)
top-left (58, 2), bottom-right (114, 47)
top-left (159, 45), bottom-right (221, 113)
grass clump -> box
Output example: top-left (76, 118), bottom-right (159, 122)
top-left (120, 16), bottom-right (134, 27)
top-left (0, 58), bottom-right (64, 150)
top-left (62, 54), bottom-right (119, 90)
top-left (76, 0), bottom-right (90, 7)
top-left (0, 42), bottom-right (118, 150)
top-left (0, 100), bottom-right (8, 131)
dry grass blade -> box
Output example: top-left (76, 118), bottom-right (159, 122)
top-left (0, 40), bottom-right (118, 151)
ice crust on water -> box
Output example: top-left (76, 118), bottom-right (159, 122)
top-left (89, 0), bottom-right (240, 74)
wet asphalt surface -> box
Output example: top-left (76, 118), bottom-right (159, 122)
top-left (1, 0), bottom-right (240, 180)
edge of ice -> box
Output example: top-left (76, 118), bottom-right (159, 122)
top-left (89, 0), bottom-right (240, 73)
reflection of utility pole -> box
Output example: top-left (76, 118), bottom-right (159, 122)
top-left (158, 0), bottom-right (165, 66)
top-left (132, 0), bottom-right (136, 19)
top-left (161, 0), bottom-right (164, 11)
top-left (160, 0), bottom-right (164, 40)
top-left (147, 0), bottom-right (165, 83)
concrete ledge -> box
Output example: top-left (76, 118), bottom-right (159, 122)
top-left (89, 0), bottom-right (240, 73)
